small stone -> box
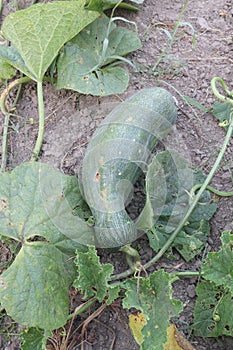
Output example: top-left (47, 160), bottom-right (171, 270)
top-left (197, 17), bottom-right (211, 30)
top-left (187, 284), bottom-right (196, 298)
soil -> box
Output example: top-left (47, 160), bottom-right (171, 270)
top-left (0, 0), bottom-right (233, 349)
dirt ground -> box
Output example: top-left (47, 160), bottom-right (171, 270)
top-left (0, 0), bottom-right (233, 349)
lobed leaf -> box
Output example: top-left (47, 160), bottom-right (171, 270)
top-left (122, 270), bottom-right (182, 349)
top-left (73, 246), bottom-right (120, 303)
top-left (1, 1), bottom-right (99, 81)
top-left (192, 281), bottom-right (233, 337)
top-left (20, 328), bottom-right (48, 350)
top-left (138, 151), bottom-right (217, 261)
top-left (201, 230), bottom-right (233, 293)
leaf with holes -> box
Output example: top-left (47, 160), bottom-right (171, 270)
top-left (201, 231), bottom-right (233, 293)
top-left (192, 281), bottom-right (233, 337)
top-left (73, 245), bottom-right (120, 303)
top-left (56, 15), bottom-right (141, 96)
top-left (122, 270), bottom-right (182, 349)
top-left (137, 151), bottom-right (217, 261)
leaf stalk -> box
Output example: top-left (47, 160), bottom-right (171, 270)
top-left (0, 77), bottom-right (31, 172)
top-left (31, 81), bottom-right (44, 160)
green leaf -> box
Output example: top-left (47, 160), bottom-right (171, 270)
top-left (138, 152), bottom-right (217, 261)
top-left (192, 281), bottom-right (233, 337)
top-left (0, 57), bottom-right (15, 80)
top-left (20, 328), bottom-right (47, 350)
top-left (183, 95), bottom-right (208, 113)
top-left (56, 15), bottom-right (141, 96)
top-left (201, 231), bottom-right (233, 293)
top-left (0, 46), bottom-right (35, 80)
top-left (2, 1), bottom-right (99, 81)
top-left (0, 162), bottom-right (94, 248)
top-left (136, 150), bottom-right (194, 232)
top-left (0, 242), bottom-right (73, 330)
top-left (213, 101), bottom-right (233, 131)
top-left (73, 246), bottom-right (119, 302)
top-left (122, 270), bottom-right (182, 349)
top-left (86, 0), bottom-right (140, 11)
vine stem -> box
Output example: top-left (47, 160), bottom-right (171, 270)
top-left (66, 297), bottom-right (97, 321)
top-left (0, 77), bottom-right (53, 169)
top-left (0, 77), bottom-right (31, 172)
top-left (32, 81), bottom-right (44, 161)
top-left (111, 81), bottom-right (233, 281)
top-left (172, 271), bottom-right (202, 277)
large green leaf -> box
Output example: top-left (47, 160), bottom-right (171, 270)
top-left (56, 15), bottom-right (141, 95)
top-left (0, 242), bottom-right (73, 330)
top-left (201, 231), bottom-right (233, 293)
top-left (122, 270), bottom-right (182, 349)
top-left (1, 1), bottom-right (99, 81)
top-left (192, 281), bottom-right (233, 337)
top-left (0, 162), bottom-right (94, 248)
top-left (73, 246), bottom-right (120, 303)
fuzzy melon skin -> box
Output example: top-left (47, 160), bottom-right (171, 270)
top-left (81, 87), bottom-right (177, 248)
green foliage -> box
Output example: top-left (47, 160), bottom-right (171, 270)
top-left (193, 281), bottom-right (233, 337)
top-left (0, 58), bottom-right (15, 80)
top-left (86, 0), bottom-right (142, 11)
top-left (73, 245), bottom-right (120, 303)
top-left (213, 101), bottom-right (233, 131)
top-left (56, 15), bottom-right (141, 95)
top-left (122, 270), bottom-right (183, 349)
top-left (20, 328), bottom-right (47, 350)
top-left (0, 162), bottom-right (93, 331)
top-left (137, 151), bottom-right (217, 261)
top-left (0, 1), bottom-right (99, 82)
top-left (201, 231), bottom-right (233, 293)
top-left (182, 95), bottom-right (209, 113)
top-left (192, 231), bottom-right (233, 337)
top-left (0, 1), bottom-right (232, 345)
top-left (0, 242), bottom-right (73, 330)
top-left (0, 162), bottom-right (93, 247)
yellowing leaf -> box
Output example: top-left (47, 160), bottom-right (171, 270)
top-left (164, 324), bottom-right (196, 350)
top-left (129, 312), bottom-right (147, 345)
